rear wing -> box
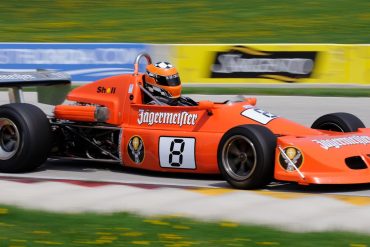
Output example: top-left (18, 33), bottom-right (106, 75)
top-left (0, 71), bottom-right (71, 105)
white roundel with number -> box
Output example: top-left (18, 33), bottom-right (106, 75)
top-left (241, 106), bottom-right (278, 125)
top-left (159, 137), bottom-right (196, 169)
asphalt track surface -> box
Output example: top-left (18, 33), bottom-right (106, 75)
top-left (2, 92), bottom-right (370, 233)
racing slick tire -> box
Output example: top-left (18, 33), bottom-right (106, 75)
top-left (311, 112), bottom-right (365, 132)
top-left (0, 103), bottom-right (51, 173)
top-left (218, 124), bottom-right (277, 189)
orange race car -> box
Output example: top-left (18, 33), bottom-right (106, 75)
top-left (0, 52), bottom-right (370, 189)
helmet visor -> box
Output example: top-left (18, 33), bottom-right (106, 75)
top-left (156, 73), bottom-right (181, 86)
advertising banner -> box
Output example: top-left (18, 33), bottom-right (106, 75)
top-left (173, 44), bottom-right (370, 84)
top-left (0, 43), bottom-right (149, 83)
top-left (0, 43), bottom-right (368, 85)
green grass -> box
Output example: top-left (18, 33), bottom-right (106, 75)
top-left (0, 0), bottom-right (368, 43)
top-left (7, 86), bottom-right (370, 97)
top-left (0, 205), bottom-right (369, 246)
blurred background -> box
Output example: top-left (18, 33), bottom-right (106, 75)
top-left (0, 0), bottom-right (368, 43)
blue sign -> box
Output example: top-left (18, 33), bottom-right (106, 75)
top-left (0, 43), bottom-right (149, 83)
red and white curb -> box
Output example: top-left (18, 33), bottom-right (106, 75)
top-left (1, 177), bottom-right (370, 234)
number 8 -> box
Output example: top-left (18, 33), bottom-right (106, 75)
top-left (169, 139), bottom-right (185, 167)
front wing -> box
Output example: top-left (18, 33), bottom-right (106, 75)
top-left (274, 128), bottom-right (370, 185)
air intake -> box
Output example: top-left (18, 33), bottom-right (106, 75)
top-left (345, 156), bottom-right (367, 170)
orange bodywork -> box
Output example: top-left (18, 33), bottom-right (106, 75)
top-left (54, 105), bottom-right (98, 122)
top-left (56, 72), bottom-right (370, 185)
top-left (274, 129), bottom-right (370, 185)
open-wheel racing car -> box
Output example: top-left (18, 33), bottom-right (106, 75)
top-left (1, 52), bottom-right (370, 189)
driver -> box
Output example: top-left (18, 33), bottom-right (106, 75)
top-left (143, 61), bottom-right (197, 106)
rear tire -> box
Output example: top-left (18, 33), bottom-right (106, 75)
top-left (218, 125), bottom-right (277, 189)
top-left (0, 103), bottom-right (51, 172)
top-left (311, 112), bottom-right (365, 132)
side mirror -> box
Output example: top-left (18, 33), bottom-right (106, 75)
top-left (244, 97), bottom-right (257, 106)
top-left (198, 100), bottom-right (214, 110)
top-left (198, 101), bottom-right (214, 116)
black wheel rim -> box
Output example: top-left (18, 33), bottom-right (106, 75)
top-left (222, 135), bottom-right (257, 181)
top-left (0, 118), bottom-right (20, 160)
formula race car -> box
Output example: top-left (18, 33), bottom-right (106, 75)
top-left (1, 53), bottom-right (370, 189)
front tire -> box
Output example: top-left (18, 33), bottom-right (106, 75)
top-left (0, 103), bottom-right (51, 173)
top-left (311, 112), bottom-right (365, 132)
top-left (218, 125), bottom-right (277, 189)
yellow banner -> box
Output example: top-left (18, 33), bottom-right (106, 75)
top-left (173, 44), bottom-right (370, 84)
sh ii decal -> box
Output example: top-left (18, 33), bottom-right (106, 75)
top-left (97, 86), bottom-right (116, 94)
